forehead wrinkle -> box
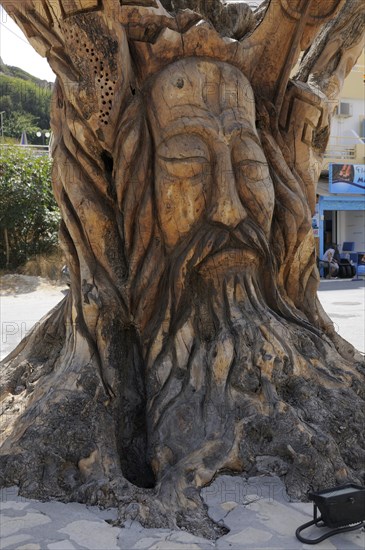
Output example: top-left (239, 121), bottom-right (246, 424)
top-left (155, 103), bottom-right (256, 136)
top-left (164, 103), bottom-right (219, 124)
top-left (149, 97), bottom-right (217, 135)
top-left (156, 117), bottom-right (220, 147)
top-left (150, 81), bottom-right (259, 150)
top-left (158, 113), bottom-right (259, 146)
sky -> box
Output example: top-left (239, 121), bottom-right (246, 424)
top-left (0, 6), bottom-right (56, 82)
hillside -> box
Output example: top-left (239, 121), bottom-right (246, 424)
top-left (0, 56), bottom-right (52, 88)
top-left (0, 57), bottom-right (53, 140)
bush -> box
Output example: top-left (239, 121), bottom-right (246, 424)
top-left (3, 112), bottom-right (44, 142)
top-left (0, 146), bottom-right (60, 269)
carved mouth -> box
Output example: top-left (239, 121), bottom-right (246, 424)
top-left (197, 247), bottom-right (259, 276)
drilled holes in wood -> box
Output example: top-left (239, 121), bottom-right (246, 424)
top-left (97, 66), bottom-right (114, 125)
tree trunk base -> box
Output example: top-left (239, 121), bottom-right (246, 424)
top-left (1, 292), bottom-right (364, 540)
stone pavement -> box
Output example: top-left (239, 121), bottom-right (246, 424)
top-left (1, 476), bottom-right (364, 550)
top-left (1, 278), bottom-right (364, 359)
top-left (1, 278), bottom-right (364, 550)
top-left (317, 278), bottom-right (365, 354)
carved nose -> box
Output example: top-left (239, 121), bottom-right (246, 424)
top-left (210, 159), bottom-right (246, 228)
top-left (210, 198), bottom-right (246, 227)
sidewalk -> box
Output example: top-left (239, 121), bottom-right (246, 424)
top-left (0, 278), bottom-right (364, 550)
top-left (317, 278), bottom-right (365, 353)
top-left (1, 278), bottom-right (363, 360)
top-left (1, 477), bottom-right (364, 550)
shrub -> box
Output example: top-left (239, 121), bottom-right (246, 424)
top-left (0, 146), bottom-right (60, 269)
top-left (3, 112), bottom-right (43, 142)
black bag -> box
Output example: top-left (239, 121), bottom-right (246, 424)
top-left (338, 259), bottom-right (356, 278)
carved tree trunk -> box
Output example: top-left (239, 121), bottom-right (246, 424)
top-left (0, 0), bottom-right (364, 539)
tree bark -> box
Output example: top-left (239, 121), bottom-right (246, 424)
top-left (0, 0), bottom-right (364, 539)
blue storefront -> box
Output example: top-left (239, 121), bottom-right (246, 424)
top-left (317, 164), bottom-right (365, 274)
top-left (318, 195), bottom-right (365, 258)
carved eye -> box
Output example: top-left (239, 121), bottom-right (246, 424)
top-left (235, 160), bottom-right (270, 182)
top-left (232, 136), bottom-right (270, 182)
top-left (158, 157), bottom-right (209, 181)
top-left (157, 134), bottom-right (210, 182)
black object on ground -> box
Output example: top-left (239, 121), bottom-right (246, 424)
top-left (295, 484), bottom-right (365, 544)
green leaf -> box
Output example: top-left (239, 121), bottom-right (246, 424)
top-left (0, 146), bottom-right (60, 268)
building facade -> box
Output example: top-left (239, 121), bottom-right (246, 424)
top-left (317, 50), bottom-right (365, 266)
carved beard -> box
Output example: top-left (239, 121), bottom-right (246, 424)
top-left (135, 215), bottom-right (325, 483)
top-left (132, 218), bottom-right (287, 479)
top-left (138, 217), bottom-right (273, 358)
top-left (121, 103), bottom-right (322, 482)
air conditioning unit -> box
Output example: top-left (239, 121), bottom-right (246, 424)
top-left (336, 102), bottom-right (353, 117)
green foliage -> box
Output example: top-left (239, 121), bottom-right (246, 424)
top-left (0, 72), bottom-right (52, 139)
top-left (0, 94), bottom-right (13, 112)
top-left (3, 112), bottom-right (42, 141)
top-left (0, 146), bottom-right (60, 269)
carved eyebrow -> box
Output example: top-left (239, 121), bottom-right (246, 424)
top-left (224, 123), bottom-right (261, 147)
top-left (234, 158), bottom-right (268, 165)
top-left (159, 155), bottom-right (208, 161)
top-left (239, 130), bottom-right (261, 148)
top-left (170, 104), bottom-right (219, 123)
top-left (156, 125), bottom-right (216, 151)
top-left (158, 113), bottom-right (220, 142)
top-left (156, 116), bottom-right (261, 151)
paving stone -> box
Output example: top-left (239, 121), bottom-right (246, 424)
top-left (133, 537), bottom-right (165, 549)
top-left (59, 519), bottom-right (121, 549)
top-left (301, 540), bottom-right (337, 549)
top-left (303, 530), bottom-right (365, 550)
top-left (247, 499), bottom-right (310, 537)
top-left (0, 501), bottom-right (30, 511)
top-left (148, 542), bottom-right (202, 550)
top-left (221, 501), bottom-right (238, 512)
top-left (226, 526), bottom-right (273, 544)
top-left (217, 503), bottom-right (257, 531)
top-left (118, 528), bottom-right (171, 549)
top-left (353, 530), bottom-right (365, 546)
top-left (0, 534), bottom-right (33, 549)
top-left (167, 532), bottom-right (214, 545)
top-left (86, 506), bottom-right (118, 522)
top-left (0, 478), bottom-right (363, 550)
top-left (1, 512), bottom-right (51, 537)
top-left (47, 541), bottom-right (77, 549)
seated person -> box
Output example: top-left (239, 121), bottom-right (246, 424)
top-left (321, 248), bottom-right (339, 278)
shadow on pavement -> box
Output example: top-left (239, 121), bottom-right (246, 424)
top-left (319, 279), bottom-right (365, 292)
top-left (0, 274), bottom-right (41, 295)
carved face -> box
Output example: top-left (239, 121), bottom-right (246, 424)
top-left (131, 59), bottom-right (277, 332)
top-left (147, 59), bottom-right (275, 265)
